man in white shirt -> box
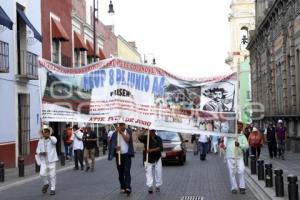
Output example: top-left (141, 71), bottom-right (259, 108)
top-left (108, 122), bottom-right (135, 196)
top-left (36, 125), bottom-right (58, 196)
top-left (72, 125), bottom-right (84, 170)
top-left (198, 134), bottom-right (209, 161)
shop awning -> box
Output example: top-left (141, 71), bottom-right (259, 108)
top-left (86, 40), bottom-right (94, 56)
top-left (52, 18), bottom-right (69, 41)
top-left (17, 7), bottom-right (42, 42)
top-left (99, 48), bottom-right (106, 59)
top-left (74, 32), bottom-right (87, 51)
top-left (0, 6), bottom-right (13, 30)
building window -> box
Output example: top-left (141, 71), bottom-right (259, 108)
top-left (81, 51), bottom-right (86, 66)
top-left (17, 5), bottom-right (27, 75)
top-left (246, 90), bottom-right (251, 100)
top-left (296, 49), bottom-right (300, 69)
top-left (18, 93), bottom-right (30, 156)
top-left (0, 41), bottom-right (9, 72)
top-left (240, 27), bottom-right (249, 51)
top-left (87, 56), bottom-right (93, 64)
top-left (74, 49), bottom-right (80, 67)
top-left (52, 39), bottom-right (60, 64)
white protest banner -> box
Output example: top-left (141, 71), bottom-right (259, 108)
top-left (38, 58), bottom-right (236, 136)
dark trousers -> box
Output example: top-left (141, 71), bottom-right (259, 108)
top-left (116, 154), bottom-right (132, 190)
top-left (250, 146), bottom-right (261, 159)
top-left (243, 148), bottom-right (249, 165)
top-left (74, 149), bottom-right (84, 169)
top-left (267, 141), bottom-right (277, 158)
top-left (199, 142), bottom-right (208, 160)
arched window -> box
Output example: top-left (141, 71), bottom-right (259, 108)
top-left (240, 26), bottom-right (249, 50)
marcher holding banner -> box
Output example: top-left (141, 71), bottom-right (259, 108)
top-left (36, 125), bottom-right (58, 196)
top-left (225, 121), bottom-right (249, 194)
top-left (108, 122), bottom-right (134, 196)
top-left (83, 125), bottom-right (97, 172)
top-left (72, 125), bottom-right (84, 170)
top-left (138, 129), bottom-right (163, 194)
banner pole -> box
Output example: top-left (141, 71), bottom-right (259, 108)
top-left (234, 67), bottom-right (240, 174)
top-left (146, 129), bottom-right (150, 164)
top-left (117, 131), bottom-right (121, 165)
top-left (37, 68), bottom-right (44, 128)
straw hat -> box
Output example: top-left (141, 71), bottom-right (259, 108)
top-left (252, 127), bottom-right (258, 132)
top-left (278, 119), bottom-right (283, 123)
top-left (42, 125), bottom-right (53, 135)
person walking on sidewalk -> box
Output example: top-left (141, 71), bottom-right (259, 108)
top-left (36, 125), bottom-right (58, 196)
top-left (276, 120), bottom-right (288, 160)
top-left (264, 122), bottom-right (277, 159)
top-left (108, 122), bottom-right (135, 196)
top-left (225, 121), bottom-right (249, 194)
top-left (198, 133), bottom-right (209, 161)
top-left (138, 129), bottom-right (163, 194)
top-left (83, 125), bottom-right (97, 172)
top-left (63, 124), bottom-right (73, 160)
top-left (248, 127), bottom-right (263, 160)
top-left (72, 125), bottom-right (84, 170)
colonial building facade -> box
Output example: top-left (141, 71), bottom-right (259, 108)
top-left (226, 0), bottom-right (255, 124)
top-left (0, 0), bottom-right (42, 167)
top-left (248, 0), bottom-right (300, 152)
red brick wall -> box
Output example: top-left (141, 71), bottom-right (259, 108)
top-left (0, 140), bottom-right (39, 168)
top-left (96, 21), bottom-right (117, 58)
top-left (0, 143), bottom-right (15, 168)
top-left (41, 0), bottom-right (73, 62)
top-left (72, 0), bottom-right (86, 21)
top-left (22, 140), bottom-right (39, 166)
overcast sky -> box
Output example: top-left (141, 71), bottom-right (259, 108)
top-left (98, 0), bottom-right (232, 78)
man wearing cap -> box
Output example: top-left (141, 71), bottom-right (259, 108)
top-left (248, 127), bottom-right (263, 160)
top-left (108, 122), bottom-right (134, 195)
top-left (276, 120), bottom-right (287, 160)
top-left (138, 128), bottom-right (163, 194)
top-left (36, 125), bottom-right (58, 196)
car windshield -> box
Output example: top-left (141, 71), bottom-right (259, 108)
top-left (156, 131), bottom-right (181, 142)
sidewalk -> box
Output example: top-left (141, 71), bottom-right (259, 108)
top-left (245, 146), bottom-right (300, 200)
top-left (0, 151), bottom-right (107, 192)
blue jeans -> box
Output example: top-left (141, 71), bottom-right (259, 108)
top-left (199, 142), bottom-right (208, 160)
top-left (64, 143), bottom-right (73, 158)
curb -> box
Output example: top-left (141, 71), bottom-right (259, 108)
top-left (245, 167), bottom-right (286, 200)
top-left (0, 156), bottom-right (106, 192)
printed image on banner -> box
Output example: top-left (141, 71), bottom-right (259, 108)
top-left (200, 81), bottom-right (235, 113)
top-left (38, 58), bottom-right (236, 136)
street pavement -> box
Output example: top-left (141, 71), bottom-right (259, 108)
top-left (0, 152), bottom-right (257, 200)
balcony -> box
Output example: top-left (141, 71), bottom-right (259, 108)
top-left (0, 40), bottom-right (9, 73)
top-left (17, 50), bottom-right (38, 80)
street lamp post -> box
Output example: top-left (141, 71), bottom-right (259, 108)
top-left (144, 53), bottom-right (156, 66)
top-left (93, 0), bottom-right (115, 62)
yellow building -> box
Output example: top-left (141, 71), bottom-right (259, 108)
top-left (117, 35), bottom-right (142, 63)
top-left (226, 0), bottom-right (255, 71)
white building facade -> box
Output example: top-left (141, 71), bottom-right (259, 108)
top-left (0, 0), bottom-right (42, 168)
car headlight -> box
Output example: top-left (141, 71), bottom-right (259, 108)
top-left (173, 145), bottom-right (182, 151)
